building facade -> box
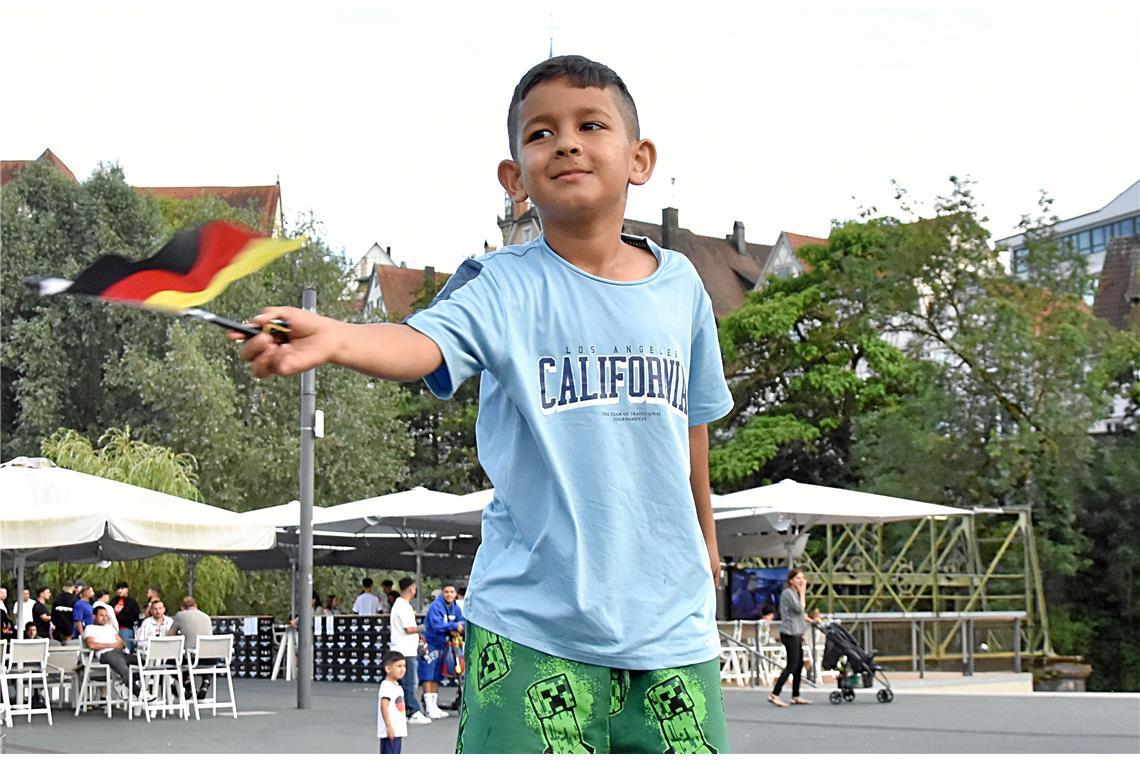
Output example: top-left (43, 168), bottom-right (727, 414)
top-left (996, 180), bottom-right (1140, 283)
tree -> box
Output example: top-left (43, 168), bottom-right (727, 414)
top-left (1, 162), bottom-right (414, 512)
top-left (1066, 432), bottom-right (1140, 691)
top-left (396, 277), bottom-right (488, 494)
top-left (711, 218), bottom-right (921, 490)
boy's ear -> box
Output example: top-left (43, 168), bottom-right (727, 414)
top-left (498, 159), bottom-right (528, 202)
top-left (628, 138), bottom-right (657, 187)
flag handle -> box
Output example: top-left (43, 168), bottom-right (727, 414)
top-left (184, 309), bottom-right (291, 342)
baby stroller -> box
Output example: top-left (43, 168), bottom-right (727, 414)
top-left (819, 621), bottom-right (894, 704)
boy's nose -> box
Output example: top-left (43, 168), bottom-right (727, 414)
top-left (555, 145), bottom-right (581, 157)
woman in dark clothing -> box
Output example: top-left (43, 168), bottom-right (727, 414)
top-left (769, 568), bottom-right (820, 707)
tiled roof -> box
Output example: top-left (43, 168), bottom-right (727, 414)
top-left (0, 148), bottom-right (78, 185)
top-left (374, 264), bottom-right (452, 321)
top-left (784, 232), bottom-right (829, 251)
top-left (136, 185), bottom-right (281, 234)
top-left (622, 219), bottom-right (771, 319)
top-left (1093, 235), bottom-right (1140, 330)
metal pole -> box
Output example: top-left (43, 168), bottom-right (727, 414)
top-left (918, 620), bottom-right (925, 678)
top-left (15, 554), bottom-right (26, 639)
top-left (187, 553), bottom-right (200, 597)
top-left (298, 287), bottom-right (317, 709)
top-left (415, 548), bottom-right (424, 614)
top-left (1013, 619), bottom-right (1022, 673)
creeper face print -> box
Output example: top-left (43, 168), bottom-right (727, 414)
top-left (526, 674), bottom-right (595, 754)
top-left (646, 675), bottom-right (717, 754)
top-left (610, 669), bottom-right (629, 715)
top-left (478, 631), bottom-right (511, 690)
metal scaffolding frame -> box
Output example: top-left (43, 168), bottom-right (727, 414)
top-left (748, 506), bottom-right (1052, 663)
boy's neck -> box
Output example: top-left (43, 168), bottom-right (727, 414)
top-left (541, 212), bottom-right (655, 282)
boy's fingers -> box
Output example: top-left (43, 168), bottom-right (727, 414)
top-left (240, 333), bottom-right (274, 363)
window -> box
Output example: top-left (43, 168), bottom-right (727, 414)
top-left (1092, 226), bottom-right (1106, 253)
top-left (1013, 250), bottom-right (1029, 274)
top-left (1078, 230), bottom-right (1092, 253)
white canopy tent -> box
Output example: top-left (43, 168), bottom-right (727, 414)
top-left (713, 479), bottom-right (971, 566)
top-left (268, 487), bottom-right (491, 608)
top-left (715, 479), bottom-right (970, 526)
top-left (232, 500), bottom-right (477, 587)
top-left (0, 457), bottom-right (276, 635)
top-left (316, 486), bottom-right (486, 536)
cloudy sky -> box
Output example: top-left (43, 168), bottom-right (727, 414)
top-left (5, 2), bottom-right (1137, 273)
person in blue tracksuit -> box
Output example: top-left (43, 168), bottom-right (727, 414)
top-left (418, 583), bottom-right (465, 718)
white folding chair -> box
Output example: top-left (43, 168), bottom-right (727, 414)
top-left (718, 621), bottom-right (752, 687)
top-left (45, 645), bottom-right (81, 709)
top-left (187, 634), bottom-right (237, 719)
top-left (2, 639), bottom-right (53, 725)
top-left (74, 640), bottom-right (125, 718)
top-left (0, 639), bottom-right (10, 728)
top-left (129, 635), bottom-right (187, 721)
top-left (756, 621), bottom-right (787, 687)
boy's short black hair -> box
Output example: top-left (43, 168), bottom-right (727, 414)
top-left (507, 54), bottom-right (640, 160)
top-left (398, 577), bottom-right (415, 592)
top-left (362, 577), bottom-right (373, 588)
top-left (382, 650), bottom-right (406, 669)
top-left (116, 581), bottom-right (129, 590)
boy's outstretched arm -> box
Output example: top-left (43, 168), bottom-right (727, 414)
top-left (688, 424), bottom-right (720, 587)
top-left (233, 306), bottom-right (443, 381)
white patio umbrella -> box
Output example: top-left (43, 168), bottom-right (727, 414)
top-left (0, 457), bottom-right (275, 634)
top-left (233, 500), bottom-right (477, 583)
top-left (715, 479), bottom-right (970, 527)
top-left (316, 486), bottom-right (485, 535)
top-left (315, 487), bottom-right (488, 609)
top-left (713, 479), bottom-right (970, 566)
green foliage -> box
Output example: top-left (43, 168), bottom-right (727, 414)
top-left (713, 219), bottom-right (921, 489)
top-left (2, 160), bottom-right (418, 616)
top-left (396, 274), bottom-right (488, 494)
top-left (1062, 433), bottom-right (1140, 691)
top-left (2, 163), bottom-right (413, 513)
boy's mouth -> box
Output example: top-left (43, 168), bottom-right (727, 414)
top-left (552, 169), bottom-right (590, 180)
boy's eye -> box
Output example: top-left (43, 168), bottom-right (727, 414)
top-left (527, 129), bottom-right (553, 142)
top-left (581, 122), bottom-right (604, 131)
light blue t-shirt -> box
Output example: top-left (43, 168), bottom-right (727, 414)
top-left (405, 233), bottom-right (732, 670)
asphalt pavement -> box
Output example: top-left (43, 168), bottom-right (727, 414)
top-left (3, 677), bottom-right (1137, 754)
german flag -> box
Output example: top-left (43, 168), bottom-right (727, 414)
top-left (55, 221), bottom-right (304, 312)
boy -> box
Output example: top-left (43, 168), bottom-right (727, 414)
top-left (236, 55), bottom-right (731, 753)
top-left (378, 650), bottom-right (409, 754)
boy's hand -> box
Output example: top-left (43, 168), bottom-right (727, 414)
top-left (386, 726), bottom-right (395, 740)
top-left (229, 307), bottom-right (343, 379)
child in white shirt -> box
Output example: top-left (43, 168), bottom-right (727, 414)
top-left (377, 650), bottom-right (409, 754)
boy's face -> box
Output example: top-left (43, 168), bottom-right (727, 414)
top-left (499, 77), bottom-right (655, 226)
top-left (385, 659), bottom-right (407, 680)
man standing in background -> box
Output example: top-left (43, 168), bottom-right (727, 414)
top-left (73, 582), bottom-right (94, 637)
top-left (52, 580), bottom-right (76, 643)
top-left (353, 577), bottom-right (381, 616)
top-left (113, 581), bottom-right (141, 651)
top-left (390, 578), bottom-right (430, 725)
top-left (32, 586), bottom-right (52, 638)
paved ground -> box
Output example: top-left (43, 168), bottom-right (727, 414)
top-left (3, 676), bottom-right (1137, 754)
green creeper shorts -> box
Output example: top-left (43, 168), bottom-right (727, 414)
top-left (455, 621), bottom-right (728, 754)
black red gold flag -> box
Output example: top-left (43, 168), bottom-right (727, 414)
top-left (42, 220), bottom-right (304, 312)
